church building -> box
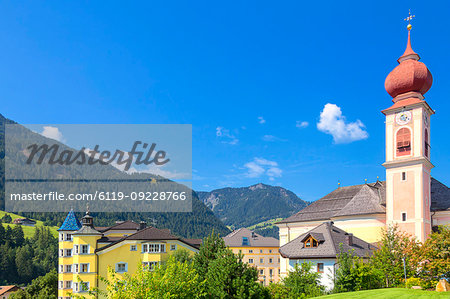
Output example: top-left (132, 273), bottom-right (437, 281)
top-left (277, 21), bottom-right (450, 286)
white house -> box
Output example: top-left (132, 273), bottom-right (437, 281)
top-left (279, 222), bottom-right (375, 290)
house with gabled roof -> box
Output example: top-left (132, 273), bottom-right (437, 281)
top-left (279, 222), bottom-right (375, 290)
top-left (57, 210), bottom-right (199, 299)
top-left (223, 228), bottom-right (280, 285)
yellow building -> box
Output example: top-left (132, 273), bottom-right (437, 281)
top-left (223, 228), bottom-right (280, 285)
top-left (58, 210), bottom-right (199, 299)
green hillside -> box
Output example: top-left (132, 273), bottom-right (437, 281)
top-left (0, 211), bottom-right (59, 238)
top-left (0, 113), bottom-right (230, 238)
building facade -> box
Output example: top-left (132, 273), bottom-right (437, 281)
top-left (57, 210), bottom-right (199, 299)
top-left (223, 228), bottom-right (280, 285)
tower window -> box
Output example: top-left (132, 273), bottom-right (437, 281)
top-left (424, 129), bottom-right (429, 158)
top-left (402, 172), bottom-right (406, 181)
top-left (402, 212), bottom-right (407, 222)
top-left (396, 128), bottom-right (411, 156)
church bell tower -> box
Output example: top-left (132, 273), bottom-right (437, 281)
top-left (382, 13), bottom-right (434, 242)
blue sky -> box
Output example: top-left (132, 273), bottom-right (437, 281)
top-left (1, 1), bottom-right (449, 202)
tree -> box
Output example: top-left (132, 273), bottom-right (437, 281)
top-left (172, 248), bottom-right (194, 263)
top-left (87, 256), bottom-right (206, 299)
top-left (334, 244), bottom-right (383, 292)
top-left (193, 231), bottom-right (227, 280)
top-left (11, 225), bottom-right (25, 247)
top-left (0, 221), bottom-right (5, 245)
top-left (282, 261), bottom-right (324, 298)
top-left (410, 225), bottom-right (450, 289)
top-left (2, 213), bottom-right (12, 223)
top-left (205, 248), bottom-right (269, 298)
top-left (9, 269), bottom-right (58, 299)
top-left (371, 225), bottom-right (419, 288)
top-left (16, 244), bottom-right (34, 283)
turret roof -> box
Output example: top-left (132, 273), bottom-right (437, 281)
top-left (58, 210), bottom-right (82, 231)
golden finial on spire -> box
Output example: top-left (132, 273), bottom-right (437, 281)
top-left (404, 9), bottom-right (415, 31)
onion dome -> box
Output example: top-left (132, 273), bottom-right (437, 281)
top-left (385, 26), bottom-right (433, 101)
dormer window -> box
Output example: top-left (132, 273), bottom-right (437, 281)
top-left (304, 236), bottom-right (318, 248)
top-left (242, 237), bottom-right (249, 246)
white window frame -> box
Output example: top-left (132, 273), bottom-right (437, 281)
top-left (248, 258), bottom-right (254, 264)
top-left (401, 171), bottom-right (407, 181)
top-left (74, 264), bottom-right (79, 273)
top-left (59, 280), bottom-right (64, 289)
top-left (116, 262), bottom-right (128, 273)
top-left (65, 234), bottom-right (72, 241)
top-left (65, 264), bottom-right (72, 273)
top-left (73, 282), bottom-right (78, 292)
top-left (65, 280), bottom-right (72, 289)
top-left (65, 249), bottom-right (72, 257)
top-left (170, 244), bottom-right (177, 251)
top-left (80, 282), bottom-right (89, 292)
top-left (401, 212), bottom-right (407, 222)
top-left (80, 263), bottom-right (89, 273)
top-left (130, 245), bottom-right (137, 251)
top-left (73, 245), bottom-right (79, 255)
top-left (142, 261), bottom-right (158, 271)
top-left (80, 244), bottom-right (89, 254)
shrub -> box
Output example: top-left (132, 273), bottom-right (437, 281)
top-left (282, 261), bottom-right (324, 298)
top-left (406, 277), bottom-right (422, 289)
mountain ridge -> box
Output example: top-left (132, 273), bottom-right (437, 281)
top-left (0, 113), bottom-right (230, 238)
top-left (197, 183), bottom-right (308, 237)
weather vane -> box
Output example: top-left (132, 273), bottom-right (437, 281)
top-left (404, 9), bottom-right (415, 30)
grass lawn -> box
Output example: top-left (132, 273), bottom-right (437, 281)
top-left (315, 288), bottom-right (448, 298)
top-left (0, 210), bottom-right (59, 238)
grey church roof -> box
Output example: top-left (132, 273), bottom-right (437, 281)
top-left (279, 222), bottom-right (375, 259)
top-left (278, 178), bottom-right (449, 224)
top-left (223, 228), bottom-right (279, 247)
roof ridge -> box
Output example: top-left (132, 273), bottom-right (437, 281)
top-left (326, 223), bottom-right (338, 256)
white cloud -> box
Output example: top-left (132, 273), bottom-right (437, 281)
top-left (244, 161), bottom-right (265, 178)
top-left (258, 116), bottom-right (266, 124)
top-left (41, 126), bottom-right (65, 142)
top-left (244, 157), bottom-right (282, 180)
top-left (216, 126), bottom-right (239, 145)
top-left (140, 165), bottom-right (191, 179)
top-left (317, 103), bottom-right (368, 143)
top-left (296, 121), bottom-right (309, 128)
top-left (262, 135), bottom-right (287, 142)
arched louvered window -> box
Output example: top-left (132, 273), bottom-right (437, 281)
top-left (396, 128), bottom-right (411, 156)
top-left (424, 129), bottom-right (429, 158)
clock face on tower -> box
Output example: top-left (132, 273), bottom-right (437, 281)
top-left (396, 111), bottom-right (412, 125)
